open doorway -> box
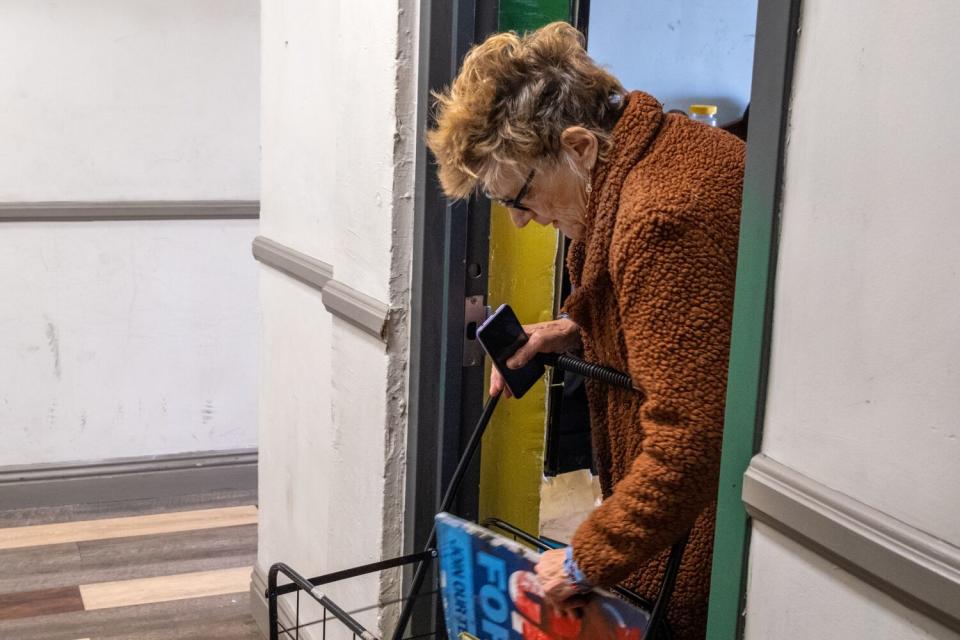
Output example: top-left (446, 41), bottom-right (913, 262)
top-left (408, 0), bottom-right (769, 636)
top-left (538, 0), bottom-right (758, 543)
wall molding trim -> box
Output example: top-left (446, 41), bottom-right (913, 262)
top-left (252, 235), bottom-right (391, 342)
top-left (252, 236), bottom-right (334, 292)
top-left (0, 449), bottom-right (257, 511)
top-left (743, 454), bottom-right (960, 632)
top-left (0, 200), bottom-right (260, 222)
top-left (321, 280), bottom-right (390, 340)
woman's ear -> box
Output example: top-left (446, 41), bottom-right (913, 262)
top-left (560, 127), bottom-right (599, 173)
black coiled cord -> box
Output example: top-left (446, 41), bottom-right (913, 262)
top-left (537, 352), bottom-right (637, 392)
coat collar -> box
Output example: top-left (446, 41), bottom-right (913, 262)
top-left (567, 92), bottom-right (665, 294)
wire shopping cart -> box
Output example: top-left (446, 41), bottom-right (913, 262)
top-left (266, 354), bottom-right (686, 640)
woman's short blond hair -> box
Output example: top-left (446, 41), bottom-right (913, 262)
top-left (426, 22), bottom-right (626, 199)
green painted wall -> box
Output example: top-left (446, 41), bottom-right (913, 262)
top-left (499, 0), bottom-right (570, 32)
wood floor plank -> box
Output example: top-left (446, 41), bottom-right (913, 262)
top-left (0, 586), bottom-right (84, 621)
top-left (0, 489), bottom-right (257, 528)
top-left (0, 592), bottom-right (259, 640)
top-left (0, 505), bottom-right (257, 551)
top-left (80, 566), bottom-right (252, 611)
top-left (0, 542), bottom-right (82, 595)
top-left (76, 525), bottom-right (257, 583)
top-left (0, 525), bottom-right (256, 594)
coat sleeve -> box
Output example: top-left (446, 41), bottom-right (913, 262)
top-left (570, 209), bottom-right (735, 587)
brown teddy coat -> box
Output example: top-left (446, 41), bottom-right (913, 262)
top-left (563, 91), bottom-right (744, 640)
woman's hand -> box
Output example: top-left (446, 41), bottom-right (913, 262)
top-left (489, 318), bottom-right (582, 397)
top-left (534, 548), bottom-right (583, 612)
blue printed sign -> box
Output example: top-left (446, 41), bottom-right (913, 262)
top-left (436, 513), bottom-right (652, 640)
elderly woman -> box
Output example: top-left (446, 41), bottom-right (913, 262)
top-left (427, 22), bottom-right (744, 640)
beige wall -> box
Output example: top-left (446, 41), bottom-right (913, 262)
top-left (744, 0), bottom-right (960, 636)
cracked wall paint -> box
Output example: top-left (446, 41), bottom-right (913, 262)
top-left (45, 320), bottom-right (61, 380)
top-left (377, 1), bottom-right (418, 632)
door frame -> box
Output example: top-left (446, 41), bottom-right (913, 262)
top-left (706, 1), bottom-right (803, 638)
top-left (406, 0), bottom-right (806, 636)
top-left (404, 0), bottom-right (499, 632)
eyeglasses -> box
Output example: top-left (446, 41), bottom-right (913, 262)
top-left (485, 169), bottom-right (535, 212)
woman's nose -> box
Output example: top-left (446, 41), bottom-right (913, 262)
top-left (508, 208), bottom-right (533, 228)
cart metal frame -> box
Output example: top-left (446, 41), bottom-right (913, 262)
top-left (267, 357), bottom-right (687, 640)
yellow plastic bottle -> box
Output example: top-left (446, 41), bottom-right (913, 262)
top-left (689, 104), bottom-right (719, 127)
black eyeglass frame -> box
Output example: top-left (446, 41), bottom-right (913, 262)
top-left (486, 169), bottom-right (535, 212)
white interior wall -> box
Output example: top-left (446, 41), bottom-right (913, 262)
top-left (0, 0), bottom-right (260, 466)
top-left (256, 269), bottom-right (390, 626)
top-left (745, 0), bottom-right (960, 635)
top-left (256, 0), bottom-right (416, 635)
top-left (0, 221), bottom-right (259, 465)
top-left (259, 0), bottom-right (397, 300)
top-left (746, 524), bottom-right (957, 640)
top-left (0, 0), bottom-right (259, 201)
top-left (760, 0), bottom-right (960, 543)
top-left (588, 0), bottom-right (757, 123)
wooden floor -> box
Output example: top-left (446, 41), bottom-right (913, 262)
top-left (0, 490), bottom-right (261, 640)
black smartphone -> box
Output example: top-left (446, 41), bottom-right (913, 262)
top-left (476, 304), bottom-right (544, 399)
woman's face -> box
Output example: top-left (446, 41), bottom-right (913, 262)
top-left (493, 162), bottom-right (589, 240)
top-left (485, 128), bottom-right (599, 241)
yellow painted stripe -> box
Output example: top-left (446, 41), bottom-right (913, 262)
top-left (0, 505), bottom-right (257, 551)
top-left (80, 566), bottom-right (251, 611)
top-left (479, 203), bottom-right (557, 533)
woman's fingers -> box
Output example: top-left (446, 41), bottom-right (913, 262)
top-left (534, 548), bottom-right (579, 604)
top-left (506, 319), bottom-right (582, 369)
top-left (494, 318), bottom-right (582, 395)
top-left (506, 332), bottom-right (543, 369)
top-left (489, 368), bottom-right (512, 398)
